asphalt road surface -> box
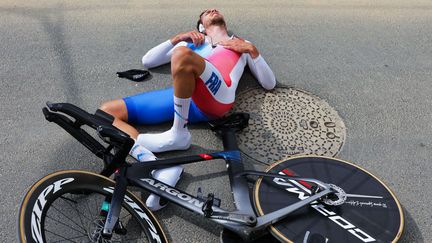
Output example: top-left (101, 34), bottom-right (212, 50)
top-left (1, 0), bottom-right (431, 242)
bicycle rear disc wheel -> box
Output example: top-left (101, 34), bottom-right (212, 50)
top-left (253, 156), bottom-right (404, 243)
top-left (18, 170), bottom-right (167, 243)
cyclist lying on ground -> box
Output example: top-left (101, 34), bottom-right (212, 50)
top-left (100, 8), bottom-right (276, 211)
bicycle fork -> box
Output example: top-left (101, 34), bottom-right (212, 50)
top-left (102, 168), bottom-right (129, 239)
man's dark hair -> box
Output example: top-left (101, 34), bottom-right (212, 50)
top-left (196, 10), bottom-right (227, 34)
top-left (196, 10), bottom-right (206, 32)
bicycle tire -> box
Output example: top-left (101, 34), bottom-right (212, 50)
top-left (253, 156), bottom-right (404, 243)
top-left (18, 170), bottom-right (168, 243)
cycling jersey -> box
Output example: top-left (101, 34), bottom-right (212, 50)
top-left (125, 37), bottom-right (276, 124)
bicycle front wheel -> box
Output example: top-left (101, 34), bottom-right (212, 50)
top-left (253, 156), bottom-right (404, 243)
top-left (18, 170), bottom-right (168, 243)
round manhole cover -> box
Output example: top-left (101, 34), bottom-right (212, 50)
top-left (232, 87), bottom-right (346, 164)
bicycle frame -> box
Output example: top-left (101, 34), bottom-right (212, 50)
top-left (42, 102), bottom-right (334, 242)
top-left (104, 149), bottom-right (333, 241)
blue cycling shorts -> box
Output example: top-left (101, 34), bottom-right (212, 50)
top-left (123, 87), bottom-right (210, 125)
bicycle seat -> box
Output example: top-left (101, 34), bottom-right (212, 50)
top-left (208, 112), bottom-right (249, 132)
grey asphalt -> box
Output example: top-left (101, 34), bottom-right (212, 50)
top-left (1, 0), bottom-right (431, 242)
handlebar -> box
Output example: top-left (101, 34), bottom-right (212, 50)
top-left (43, 102), bottom-right (250, 175)
top-left (46, 102), bottom-right (113, 129)
top-left (44, 102), bottom-right (134, 147)
top-left (43, 102), bottom-right (134, 176)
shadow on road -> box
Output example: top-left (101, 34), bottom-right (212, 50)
top-left (399, 206), bottom-right (424, 243)
top-left (0, 5), bottom-right (83, 103)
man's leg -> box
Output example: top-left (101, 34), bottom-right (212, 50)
top-left (172, 47), bottom-right (206, 98)
top-left (136, 46), bottom-right (206, 152)
top-left (100, 100), bottom-right (139, 139)
top-left (100, 100), bottom-right (156, 162)
top-left (136, 47), bottom-right (205, 211)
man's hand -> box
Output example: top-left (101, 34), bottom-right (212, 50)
top-left (219, 38), bottom-right (260, 58)
top-left (171, 31), bottom-right (205, 47)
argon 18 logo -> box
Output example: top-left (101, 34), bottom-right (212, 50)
top-left (273, 174), bottom-right (376, 242)
top-left (141, 178), bottom-right (204, 208)
top-left (103, 187), bottom-right (162, 243)
top-left (31, 177), bottom-right (75, 243)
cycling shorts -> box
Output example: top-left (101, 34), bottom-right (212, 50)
top-left (123, 87), bottom-right (210, 125)
top-left (192, 56), bottom-right (237, 118)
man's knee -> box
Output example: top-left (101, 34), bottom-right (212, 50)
top-left (172, 46), bottom-right (196, 65)
top-left (100, 100), bottom-right (128, 121)
top-left (172, 46), bottom-right (203, 75)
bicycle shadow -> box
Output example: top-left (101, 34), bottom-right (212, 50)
top-left (399, 206), bottom-right (424, 243)
top-left (44, 137), bottom-right (105, 173)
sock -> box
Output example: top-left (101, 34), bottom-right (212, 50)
top-left (172, 96), bottom-right (191, 131)
top-left (135, 96), bottom-right (192, 153)
top-left (128, 141), bottom-right (182, 211)
top-left (146, 165), bottom-right (184, 211)
top-left (129, 141), bottom-right (157, 162)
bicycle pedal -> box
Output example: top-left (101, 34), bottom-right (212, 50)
top-left (202, 193), bottom-right (215, 217)
top-left (197, 188), bottom-right (221, 207)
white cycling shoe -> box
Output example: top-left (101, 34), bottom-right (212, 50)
top-left (137, 129), bottom-right (191, 153)
top-left (146, 165), bottom-right (184, 211)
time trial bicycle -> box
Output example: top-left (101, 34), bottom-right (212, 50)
top-left (18, 102), bottom-right (404, 242)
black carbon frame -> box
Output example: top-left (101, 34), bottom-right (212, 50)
top-left (42, 103), bottom-right (334, 241)
top-left (104, 132), bottom-right (333, 242)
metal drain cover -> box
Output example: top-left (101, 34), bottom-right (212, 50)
top-left (231, 87), bottom-right (346, 164)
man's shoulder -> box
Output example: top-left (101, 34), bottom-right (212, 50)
top-left (234, 36), bottom-right (252, 44)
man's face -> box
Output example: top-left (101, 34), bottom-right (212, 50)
top-left (201, 9), bottom-right (226, 28)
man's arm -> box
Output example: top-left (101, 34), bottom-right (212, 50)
top-left (142, 31), bottom-right (205, 69)
top-left (141, 40), bottom-right (177, 68)
top-left (220, 38), bottom-right (276, 90)
top-left (246, 51), bottom-right (276, 90)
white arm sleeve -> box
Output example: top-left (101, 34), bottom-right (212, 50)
top-left (246, 52), bottom-right (276, 90)
top-left (141, 40), bottom-right (187, 69)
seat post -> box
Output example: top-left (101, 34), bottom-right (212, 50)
top-left (221, 128), bottom-right (239, 151)
top-left (220, 128), bottom-right (256, 215)
top-left (208, 112), bottom-right (250, 150)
